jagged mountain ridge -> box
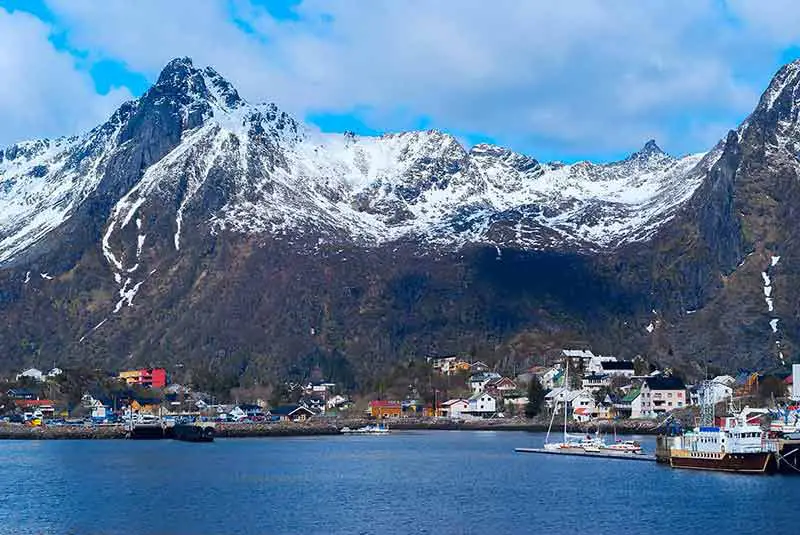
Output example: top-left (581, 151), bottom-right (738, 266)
top-left (1, 57), bottom-right (714, 269)
top-left (2, 57), bottom-right (800, 383)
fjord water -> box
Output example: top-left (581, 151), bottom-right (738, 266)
top-left (1, 431), bottom-right (798, 535)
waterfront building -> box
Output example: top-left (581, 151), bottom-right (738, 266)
top-left (640, 376), bottom-right (686, 417)
top-left (14, 399), bottom-right (55, 417)
top-left (465, 391), bottom-right (498, 417)
top-left (130, 397), bottom-right (162, 415)
top-left (119, 368), bottom-right (167, 389)
top-left (368, 400), bottom-right (403, 419)
top-left (438, 399), bottom-right (469, 419)
top-left (269, 405), bottom-right (314, 422)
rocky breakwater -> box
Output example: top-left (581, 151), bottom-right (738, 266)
top-left (215, 421), bottom-right (341, 438)
top-left (0, 423), bottom-right (127, 440)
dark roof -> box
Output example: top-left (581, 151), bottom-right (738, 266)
top-left (133, 397), bottom-right (162, 405)
top-left (237, 404), bottom-right (262, 411)
top-left (644, 376), bottom-right (685, 390)
top-left (7, 388), bottom-right (35, 396)
top-left (601, 361), bottom-right (635, 370)
top-left (270, 404), bottom-right (313, 416)
top-left (583, 373), bottom-right (607, 380)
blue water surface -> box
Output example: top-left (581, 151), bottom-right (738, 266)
top-left (0, 431), bottom-right (796, 535)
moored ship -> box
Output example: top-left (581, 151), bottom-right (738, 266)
top-left (658, 410), bottom-right (778, 474)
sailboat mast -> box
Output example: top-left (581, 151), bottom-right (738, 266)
top-left (563, 359), bottom-right (568, 441)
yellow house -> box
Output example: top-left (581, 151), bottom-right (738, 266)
top-left (130, 399), bottom-right (161, 414)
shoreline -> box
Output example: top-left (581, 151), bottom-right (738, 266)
top-left (0, 418), bottom-right (662, 440)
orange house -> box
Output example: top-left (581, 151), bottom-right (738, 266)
top-left (368, 400), bottom-right (402, 419)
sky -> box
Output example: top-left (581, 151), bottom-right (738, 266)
top-left (1, 0), bottom-right (800, 163)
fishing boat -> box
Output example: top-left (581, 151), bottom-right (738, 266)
top-left (658, 403), bottom-right (778, 474)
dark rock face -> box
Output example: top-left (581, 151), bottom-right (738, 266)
top-left (2, 58), bottom-right (800, 384)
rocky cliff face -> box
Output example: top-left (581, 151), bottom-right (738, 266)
top-left (2, 57), bottom-right (800, 383)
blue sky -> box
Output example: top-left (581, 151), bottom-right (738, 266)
top-left (1, 0), bottom-right (799, 162)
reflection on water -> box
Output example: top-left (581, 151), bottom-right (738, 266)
top-left (0, 431), bottom-right (798, 535)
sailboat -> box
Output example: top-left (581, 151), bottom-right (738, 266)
top-left (543, 362), bottom-right (605, 452)
top-left (544, 362), bottom-right (581, 450)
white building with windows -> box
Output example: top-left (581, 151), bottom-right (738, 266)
top-left (466, 391), bottom-right (498, 417)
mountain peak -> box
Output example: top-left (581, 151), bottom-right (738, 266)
top-left (755, 59), bottom-right (800, 115)
top-left (151, 57), bottom-right (244, 113)
top-left (626, 139), bottom-right (668, 162)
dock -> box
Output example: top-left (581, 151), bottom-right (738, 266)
top-left (514, 447), bottom-right (656, 462)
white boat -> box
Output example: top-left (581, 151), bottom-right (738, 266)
top-left (341, 423), bottom-right (390, 435)
top-left (603, 440), bottom-right (643, 454)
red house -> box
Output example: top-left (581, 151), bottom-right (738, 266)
top-left (119, 368), bottom-right (167, 389)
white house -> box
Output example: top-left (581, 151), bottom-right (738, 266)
top-left (46, 367), bottom-right (63, 379)
top-left (545, 387), bottom-right (568, 411)
top-left (581, 373), bottom-right (610, 392)
top-left (540, 367), bottom-right (563, 390)
top-left (326, 394), bottom-right (349, 410)
top-left (545, 388), bottom-right (594, 417)
top-left (229, 406), bottom-right (247, 421)
top-left (468, 372), bottom-right (501, 393)
top-left (440, 399), bottom-right (470, 419)
top-left (90, 399), bottom-right (111, 419)
top-left (466, 392), bottom-right (498, 417)
top-left (709, 375), bottom-right (735, 404)
top-left (614, 388), bottom-right (645, 418)
top-left (16, 368), bottom-right (44, 382)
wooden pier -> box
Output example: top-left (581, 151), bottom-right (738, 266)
top-left (514, 447), bottom-right (656, 462)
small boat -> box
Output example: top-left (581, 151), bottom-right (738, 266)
top-left (341, 423), bottom-right (390, 435)
top-left (603, 440), bottom-right (643, 454)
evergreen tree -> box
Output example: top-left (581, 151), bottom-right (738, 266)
top-left (525, 380), bottom-right (546, 418)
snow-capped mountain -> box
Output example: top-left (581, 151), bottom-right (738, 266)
top-left (0, 57), bottom-right (720, 269)
top-left (3, 56), bottom-right (800, 384)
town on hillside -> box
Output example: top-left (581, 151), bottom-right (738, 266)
top-left (1, 349), bottom-right (792, 429)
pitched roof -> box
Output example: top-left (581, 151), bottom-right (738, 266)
top-left (270, 404), bottom-right (313, 416)
top-left (621, 388), bottom-right (641, 402)
top-left (486, 377), bottom-right (516, 387)
top-left (469, 391), bottom-right (496, 401)
top-left (643, 376), bottom-right (685, 391)
top-left (441, 399), bottom-right (469, 407)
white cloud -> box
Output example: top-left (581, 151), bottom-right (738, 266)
top-left (0, 8), bottom-right (131, 148)
top-left (11, 1), bottom-right (800, 159)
